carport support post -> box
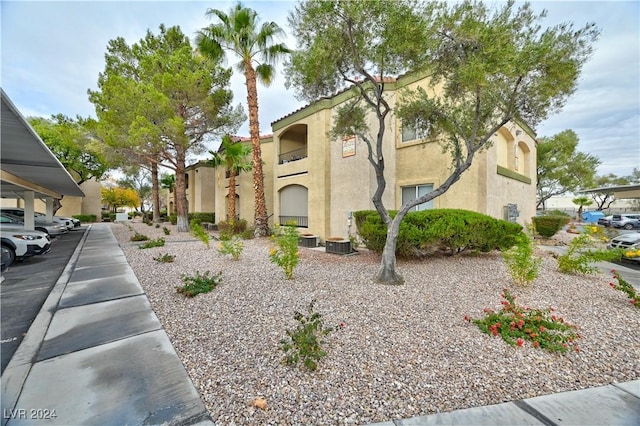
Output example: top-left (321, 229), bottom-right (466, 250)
top-left (44, 197), bottom-right (54, 221)
top-left (23, 191), bottom-right (35, 231)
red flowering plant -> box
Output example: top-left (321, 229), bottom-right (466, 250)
top-left (609, 270), bottom-right (640, 308)
top-left (466, 289), bottom-right (581, 353)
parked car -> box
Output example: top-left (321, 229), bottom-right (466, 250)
top-left (607, 232), bottom-right (640, 263)
top-left (610, 214), bottom-right (640, 230)
top-left (1, 246), bottom-right (11, 272)
top-left (597, 215), bottom-right (614, 227)
top-left (0, 213), bottom-right (67, 237)
top-left (0, 207), bottom-right (74, 231)
top-left (0, 225), bottom-right (51, 268)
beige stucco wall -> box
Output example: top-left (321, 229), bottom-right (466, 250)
top-left (213, 139), bottom-right (274, 227)
top-left (195, 72), bottom-right (539, 239)
top-left (1, 178), bottom-right (102, 218)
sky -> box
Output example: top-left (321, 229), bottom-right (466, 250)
top-left (2, 0), bottom-right (639, 177)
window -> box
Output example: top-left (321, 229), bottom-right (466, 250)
top-left (402, 184), bottom-right (434, 211)
top-left (401, 122), bottom-right (431, 143)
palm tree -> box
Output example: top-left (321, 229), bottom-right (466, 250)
top-left (208, 135), bottom-right (252, 221)
top-left (197, 2), bottom-right (290, 237)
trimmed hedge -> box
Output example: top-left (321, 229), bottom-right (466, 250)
top-left (169, 212), bottom-right (215, 225)
top-left (354, 209), bottom-right (523, 257)
top-left (72, 214), bottom-right (97, 223)
top-left (531, 215), bottom-right (570, 238)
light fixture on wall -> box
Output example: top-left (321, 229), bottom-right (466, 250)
top-left (515, 130), bottom-right (522, 136)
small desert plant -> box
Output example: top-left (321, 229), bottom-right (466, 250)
top-left (557, 233), bottom-right (622, 275)
top-left (139, 237), bottom-right (165, 249)
top-left (609, 270), bottom-right (640, 308)
top-left (130, 232), bottom-right (149, 242)
top-left (190, 220), bottom-right (210, 248)
top-left (269, 223), bottom-right (300, 279)
top-left (162, 226), bottom-right (171, 235)
top-left (176, 271), bottom-right (222, 297)
top-left (155, 223), bottom-right (160, 228)
top-left (467, 289), bottom-right (580, 353)
top-left (279, 299), bottom-right (344, 371)
top-left (153, 253), bottom-right (175, 263)
top-left (502, 228), bottom-right (541, 286)
top-left (218, 236), bottom-right (243, 260)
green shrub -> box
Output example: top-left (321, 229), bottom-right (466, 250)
top-left (501, 226), bottom-right (542, 286)
top-left (218, 219), bottom-right (248, 240)
top-left (162, 226), bottom-right (171, 235)
top-left (189, 212), bottom-right (215, 224)
top-left (139, 237), bottom-right (165, 249)
top-left (72, 214), bottom-right (97, 223)
top-left (537, 210), bottom-right (571, 218)
top-left (130, 232), bottom-right (149, 242)
top-left (190, 220), bottom-right (210, 248)
top-left (169, 214), bottom-right (177, 225)
top-left (218, 236), bottom-right (244, 260)
top-left (269, 223), bottom-right (300, 279)
top-left (531, 215), bottom-right (570, 238)
top-left (177, 271), bottom-right (222, 297)
top-left (153, 253), bottom-right (175, 263)
top-left (467, 289), bottom-right (580, 353)
top-left (101, 212), bottom-right (116, 222)
top-left (557, 233), bottom-right (622, 274)
top-left (279, 299), bottom-right (343, 371)
top-left (354, 209), bottom-right (522, 257)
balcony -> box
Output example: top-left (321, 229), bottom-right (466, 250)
top-left (279, 147), bottom-right (307, 164)
top-left (279, 215), bottom-right (308, 228)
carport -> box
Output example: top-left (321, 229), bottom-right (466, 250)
top-left (1, 89), bottom-right (84, 229)
top-left (577, 184), bottom-right (640, 200)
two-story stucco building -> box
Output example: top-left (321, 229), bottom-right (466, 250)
top-left (185, 71), bottom-right (537, 243)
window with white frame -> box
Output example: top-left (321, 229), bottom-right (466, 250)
top-left (401, 121), bottom-right (431, 143)
top-left (401, 184), bottom-right (434, 211)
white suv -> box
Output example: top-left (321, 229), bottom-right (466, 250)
top-left (610, 214), bottom-right (640, 230)
top-left (0, 225), bottom-right (51, 268)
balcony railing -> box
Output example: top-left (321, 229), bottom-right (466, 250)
top-left (279, 215), bottom-right (308, 228)
top-left (279, 147), bottom-right (308, 164)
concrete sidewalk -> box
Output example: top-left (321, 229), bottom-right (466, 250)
top-left (1, 224), bottom-right (638, 425)
top-left (1, 224), bottom-right (212, 425)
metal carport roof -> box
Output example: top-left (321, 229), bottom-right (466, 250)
top-left (577, 184), bottom-right (640, 199)
top-left (1, 88), bottom-right (84, 199)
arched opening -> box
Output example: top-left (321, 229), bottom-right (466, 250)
top-left (278, 124), bottom-right (308, 164)
top-left (516, 141), bottom-right (531, 177)
top-left (279, 184), bottom-right (308, 227)
top-left (496, 128), bottom-right (516, 170)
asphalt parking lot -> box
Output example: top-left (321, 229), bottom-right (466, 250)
top-left (0, 227), bottom-right (86, 373)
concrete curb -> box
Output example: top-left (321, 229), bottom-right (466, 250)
top-left (1, 225), bottom-right (90, 426)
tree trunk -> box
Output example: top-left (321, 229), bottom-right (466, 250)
top-left (52, 197), bottom-right (63, 215)
top-left (228, 171), bottom-right (236, 221)
top-left (151, 163), bottom-right (161, 223)
top-left (376, 214), bottom-right (405, 285)
top-left (244, 64), bottom-right (269, 237)
top-left (175, 147), bottom-right (189, 232)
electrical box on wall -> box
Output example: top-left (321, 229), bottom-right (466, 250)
top-left (504, 203), bottom-right (519, 223)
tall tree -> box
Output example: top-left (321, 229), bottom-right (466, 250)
top-left (101, 187), bottom-right (140, 213)
top-left (287, 0), bottom-right (599, 284)
top-left (89, 24), bottom-right (244, 232)
top-left (28, 114), bottom-right (110, 213)
top-left (208, 135), bottom-right (253, 221)
top-left (536, 130), bottom-right (600, 209)
top-left (197, 3), bottom-right (291, 237)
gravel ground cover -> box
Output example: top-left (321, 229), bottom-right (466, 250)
top-left (111, 221), bottom-right (640, 425)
